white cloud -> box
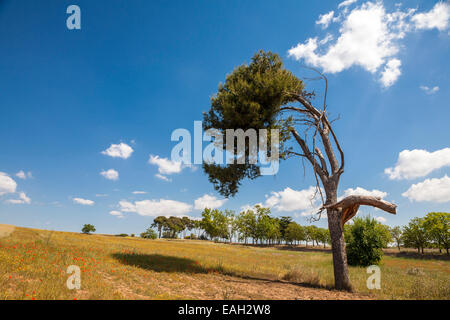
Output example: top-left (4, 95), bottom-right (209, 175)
top-left (288, 1), bottom-right (447, 87)
top-left (15, 170), bottom-right (32, 180)
top-left (375, 216), bottom-right (387, 223)
top-left (385, 148), bottom-right (450, 180)
top-left (194, 194), bottom-right (228, 210)
top-left (420, 85), bottom-right (440, 95)
top-left (101, 143), bottom-right (134, 159)
top-left (16, 171), bottom-right (26, 179)
top-left (316, 11), bottom-right (335, 29)
top-left (73, 198), bottom-right (95, 206)
top-left (338, 0), bottom-right (358, 8)
top-left (155, 174), bottom-right (172, 182)
top-left (0, 172), bottom-right (17, 196)
top-left (288, 3), bottom-right (410, 75)
top-left (342, 187), bottom-right (387, 199)
top-left (412, 2), bottom-right (450, 31)
top-left (149, 155), bottom-right (182, 175)
top-left (100, 169), bottom-right (119, 181)
top-left (380, 58), bottom-right (401, 87)
top-left (5, 192), bottom-right (31, 205)
top-left (264, 186), bottom-right (320, 212)
top-left (118, 199), bottom-right (192, 217)
top-left (132, 191), bottom-right (147, 195)
top-left (109, 210), bottom-right (124, 218)
top-left (402, 175), bottom-right (450, 203)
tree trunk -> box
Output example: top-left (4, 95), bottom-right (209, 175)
top-left (327, 207), bottom-right (352, 291)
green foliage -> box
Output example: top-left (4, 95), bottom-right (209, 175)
top-left (285, 222), bottom-right (305, 244)
top-left (140, 228), bottom-right (158, 239)
top-left (235, 209), bottom-right (257, 243)
top-left (402, 217), bottom-right (429, 254)
top-left (151, 216), bottom-right (202, 239)
top-left (201, 208), bottom-right (228, 241)
top-left (423, 212), bottom-right (450, 254)
top-left (116, 233), bottom-right (128, 237)
top-left (151, 216), bottom-right (168, 238)
top-left (278, 216), bottom-right (293, 240)
top-left (81, 224), bottom-right (96, 234)
top-left (375, 223), bottom-right (393, 248)
top-left (203, 50), bottom-right (304, 197)
top-left (389, 226), bottom-right (403, 250)
top-left (346, 217), bottom-right (384, 267)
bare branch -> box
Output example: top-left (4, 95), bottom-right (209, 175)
top-left (289, 127), bottom-right (327, 182)
top-left (323, 195), bottom-right (397, 227)
top-left (314, 147), bottom-right (328, 176)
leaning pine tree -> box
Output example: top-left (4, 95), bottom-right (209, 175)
top-left (202, 51), bottom-right (397, 291)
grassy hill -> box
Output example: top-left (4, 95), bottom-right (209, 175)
top-left (0, 224), bottom-right (448, 300)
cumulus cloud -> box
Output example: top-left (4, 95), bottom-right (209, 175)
top-left (402, 175), bottom-right (450, 203)
top-left (73, 198), bottom-right (95, 206)
top-left (149, 155), bottom-right (182, 174)
top-left (265, 186), bottom-right (320, 212)
top-left (385, 148), bottom-right (450, 180)
top-left (5, 192), bottom-right (31, 205)
top-left (420, 85), bottom-right (440, 95)
top-left (288, 1), bottom-right (448, 87)
top-left (380, 58), bottom-right (401, 87)
top-left (412, 1), bottom-right (450, 31)
top-left (109, 210), bottom-right (124, 218)
top-left (149, 155), bottom-right (186, 181)
top-left (100, 169), bottom-right (119, 181)
top-left (316, 11), bottom-right (335, 29)
top-left (342, 187), bottom-right (388, 199)
top-left (0, 172), bottom-right (17, 196)
top-left (118, 199), bottom-right (192, 217)
top-left (194, 194), bottom-right (228, 210)
top-left (101, 143), bottom-right (134, 159)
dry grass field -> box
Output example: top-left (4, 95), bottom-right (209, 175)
top-left (0, 224), bottom-right (448, 300)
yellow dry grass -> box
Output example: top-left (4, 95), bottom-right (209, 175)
top-left (0, 224), bottom-right (448, 300)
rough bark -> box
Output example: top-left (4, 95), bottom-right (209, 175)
top-left (327, 208), bottom-right (352, 291)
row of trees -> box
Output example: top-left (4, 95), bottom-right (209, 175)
top-left (389, 212), bottom-right (449, 254)
top-left (144, 209), bottom-right (449, 255)
top-left (149, 205), bottom-right (333, 247)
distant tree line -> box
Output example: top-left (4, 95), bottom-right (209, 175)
top-left (146, 205), bottom-right (332, 247)
top-left (142, 208), bottom-right (449, 254)
top-left (389, 212), bottom-right (449, 254)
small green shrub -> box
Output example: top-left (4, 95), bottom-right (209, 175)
top-left (346, 216), bottom-right (384, 266)
top-left (116, 233), bottom-right (128, 237)
top-left (140, 228), bottom-right (157, 239)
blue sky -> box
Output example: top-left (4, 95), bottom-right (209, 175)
top-left (0, 0), bottom-right (449, 235)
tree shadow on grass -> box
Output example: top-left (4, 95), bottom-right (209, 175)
top-left (111, 252), bottom-right (332, 291)
top-left (111, 253), bottom-right (209, 274)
